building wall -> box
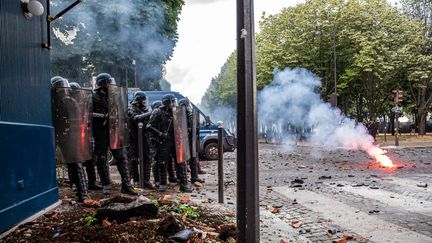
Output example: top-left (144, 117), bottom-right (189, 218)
top-left (0, 0), bottom-right (58, 233)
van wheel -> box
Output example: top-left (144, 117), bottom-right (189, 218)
top-left (204, 142), bottom-right (218, 160)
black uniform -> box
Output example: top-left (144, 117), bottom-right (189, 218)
top-left (148, 105), bottom-right (192, 192)
top-left (183, 106), bottom-right (204, 183)
top-left (51, 82), bottom-right (89, 202)
top-left (92, 89), bottom-right (136, 195)
top-left (128, 102), bottom-right (152, 187)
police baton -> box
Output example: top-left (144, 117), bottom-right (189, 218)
top-left (138, 122), bottom-right (145, 188)
top-left (217, 121), bottom-right (224, 203)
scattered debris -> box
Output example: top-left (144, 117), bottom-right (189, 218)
top-left (319, 176), bottom-right (332, 180)
top-left (417, 183), bottom-right (428, 188)
top-left (268, 207), bottom-right (281, 214)
top-left (169, 229), bottom-right (193, 242)
top-left (217, 223), bottom-right (237, 241)
top-left (290, 219), bottom-right (302, 228)
top-left (96, 195), bottom-right (158, 223)
top-left (369, 186), bottom-right (379, 190)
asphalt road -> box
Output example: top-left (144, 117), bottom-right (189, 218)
top-left (199, 143), bottom-right (432, 243)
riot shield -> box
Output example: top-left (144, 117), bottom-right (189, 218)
top-left (53, 87), bottom-right (93, 163)
top-left (173, 106), bottom-right (191, 164)
top-left (195, 109), bottom-right (200, 154)
top-left (191, 109), bottom-right (198, 157)
top-left (108, 85), bottom-right (129, 149)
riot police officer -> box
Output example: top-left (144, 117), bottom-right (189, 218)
top-left (128, 91), bottom-right (153, 189)
top-left (92, 73), bottom-right (137, 195)
top-left (69, 82), bottom-right (102, 190)
top-left (51, 76), bottom-right (89, 202)
top-left (149, 100), bottom-right (162, 187)
top-left (178, 98), bottom-right (204, 184)
top-left (148, 94), bottom-right (192, 193)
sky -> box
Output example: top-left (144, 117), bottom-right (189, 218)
top-left (165, 0), bottom-right (305, 104)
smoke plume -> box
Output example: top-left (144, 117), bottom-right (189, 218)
top-left (259, 68), bottom-right (392, 164)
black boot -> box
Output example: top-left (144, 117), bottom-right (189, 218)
top-left (177, 163), bottom-right (192, 193)
top-left (95, 155), bottom-right (112, 195)
top-left (190, 158), bottom-right (205, 184)
top-left (158, 160), bottom-right (167, 192)
top-left (68, 162), bottom-right (89, 202)
top-left (85, 159), bottom-right (102, 190)
top-left (130, 159), bottom-right (140, 184)
top-left (152, 159), bottom-right (160, 187)
top-left (168, 159), bottom-right (178, 183)
top-left (197, 159), bottom-right (207, 174)
top-left (142, 157), bottom-right (154, 189)
top-left (117, 159), bottom-right (138, 195)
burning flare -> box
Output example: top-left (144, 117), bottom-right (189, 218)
top-left (366, 146), bottom-right (395, 168)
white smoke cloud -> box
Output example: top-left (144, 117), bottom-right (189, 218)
top-left (259, 68), bottom-right (386, 160)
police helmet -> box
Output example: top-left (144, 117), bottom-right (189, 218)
top-left (134, 91), bottom-right (147, 101)
top-left (178, 98), bottom-right (191, 107)
top-left (69, 82), bottom-right (81, 89)
top-left (95, 73), bottom-right (115, 90)
top-left (151, 100), bottom-right (162, 110)
top-left (51, 76), bottom-right (70, 88)
top-left (162, 94), bottom-right (176, 106)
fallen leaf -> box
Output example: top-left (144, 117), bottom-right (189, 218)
top-left (194, 181), bottom-right (203, 187)
top-left (179, 195), bottom-right (191, 203)
top-left (268, 207), bottom-right (281, 214)
top-left (159, 195), bottom-right (176, 203)
top-left (327, 232), bottom-right (333, 238)
top-left (181, 214), bottom-right (187, 221)
top-left (290, 219), bottom-right (302, 228)
top-left (337, 239), bottom-right (347, 243)
top-left (83, 199), bottom-right (101, 208)
top-left (102, 219), bottom-right (112, 227)
top-left (280, 240), bottom-right (287, 243)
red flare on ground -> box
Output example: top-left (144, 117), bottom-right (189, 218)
top-left (366, 146), bottom-right (395, 168)
top-left (375, 154), bottom-right (395, 168)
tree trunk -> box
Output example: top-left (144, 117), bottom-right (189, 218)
top-left (418, 106), bottom-right (427, 135)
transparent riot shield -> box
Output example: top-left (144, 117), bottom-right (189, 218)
top-left (191, 109), bottom-right (198, 157)
top-left (173, 106), bottom-right (191, 164)
top-left (195, 110), bottom-right (201, 154)
top-left (108, 85), bottom-right (129, 149)
top-left (53, 87), bottom-right (93, 163)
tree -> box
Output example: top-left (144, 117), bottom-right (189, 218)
top-left (50, 0), bottom-right (184, 90)
top-left (255, 0), bottom-right (424, 122)
top-left (401, 0), bottom-right (432, 134)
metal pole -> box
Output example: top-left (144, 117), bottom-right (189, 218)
top-left (237, 0), bottom-right (259, 241)
top-left (138, 122), bottom-right (145, 188)
top-left (395, 112), bottom-right (400, 146)
top-left (217, 121), bottom-right (224, 204)
top-left (333, 31), bottom-right (337, 107)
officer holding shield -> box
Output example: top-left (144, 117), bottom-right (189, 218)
top-left (51, 76), bottom-right (90, 202)
top-left (178, 98), bottom-right (204, 184)
top-left (92, 73), bottom-right (137, 195)
top-left (127, 91), bottom-right (154, 189)
top-left (147, 94), bottom-right (192, 193)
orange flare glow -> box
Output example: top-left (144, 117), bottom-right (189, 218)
top-left (375, 154), bottom-right (395, 168)
top-left (366, 147), bottom-right (395, 168)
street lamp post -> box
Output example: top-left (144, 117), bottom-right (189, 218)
top-left (332, 30), bottom-right (337, 107)
top-left (237, 0), bottom-right (259, 242)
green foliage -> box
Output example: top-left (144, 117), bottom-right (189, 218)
top-left (84, 214), bottom-right (96, 226)
top-left (172, 204), bottom-right (199, 220)
top-left (201, 52), bottom-right (237, 110)
top-left (51, 0), bottom-right (184, 89)
top-left (204, 0), bottom-right (430, 126)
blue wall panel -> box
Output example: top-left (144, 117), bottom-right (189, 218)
top-left (0, 0), bottom-right (58, 233)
